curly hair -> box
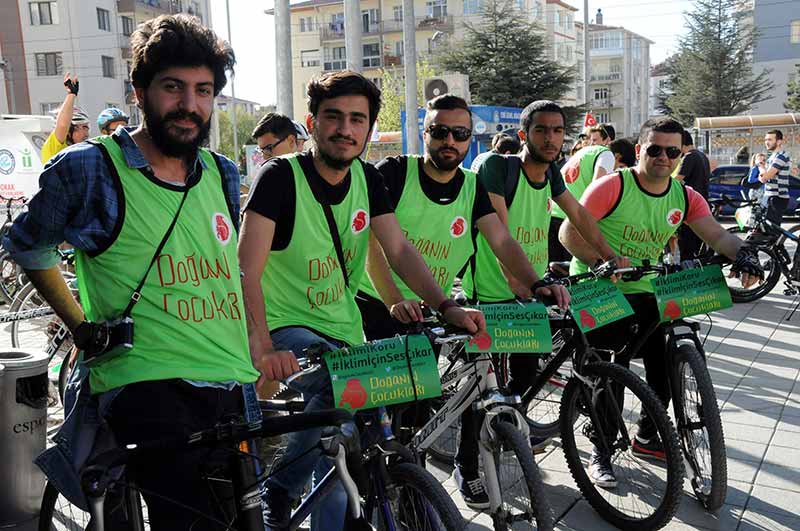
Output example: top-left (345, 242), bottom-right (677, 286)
top-left (130, 14), bottom-right (235, 96)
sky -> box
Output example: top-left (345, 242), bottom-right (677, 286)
top-left (209, 0), bottom-right (695, 107)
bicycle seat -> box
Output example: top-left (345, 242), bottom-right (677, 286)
top-left (548, 261), bottom-right (571, 278)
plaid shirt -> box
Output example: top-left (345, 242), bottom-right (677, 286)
top-left (3, 127), bottom-right (241, 269)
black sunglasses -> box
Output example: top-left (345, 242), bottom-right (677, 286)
top-left (257, 136), bottom-right (288, 156)
top-left (645, 144), bottom-right (682, 160)
top-left (427, 124), bottom-right (472, 142)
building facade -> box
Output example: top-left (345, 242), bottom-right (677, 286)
top-left (749, 0), bottom-right (800, 115)
top-left (579, 19), bottom-right (651, 137)
top-left (275, 0), bottom-right (583, 122)
top-left (648, 60), bottom-right (670, 118)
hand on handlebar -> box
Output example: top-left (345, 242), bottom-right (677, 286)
top-left (252, 347), bottom-right (301, 385)
top-left (389, 299), bottom-right (424, 323)
top-left (441, 305), bottom-right (486, 335)
top-left (534, 283), bottom-right (570, 310)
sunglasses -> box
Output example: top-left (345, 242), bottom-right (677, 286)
top-left (645, 144), bottom-right (682, 160)
top-left (257, 136), bottom-right (288, 156)
top-left (427, 124), bottom-right (472, 142)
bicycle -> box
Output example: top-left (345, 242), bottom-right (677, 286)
top-left (0, 194), bottom-right (28, 303)
top-left (390, 322), bottom-right (555, 531)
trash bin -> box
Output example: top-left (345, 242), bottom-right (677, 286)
top-left (0, 350), bottom-right (49, 531)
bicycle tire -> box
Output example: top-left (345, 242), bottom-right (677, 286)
top-left (517, 339), bottom-right (574, 439)
top-left (559, 361), bottom-right (683, 530)
top-left (38, 481), bottom-right (94, 531)
top-left (425, 352), bottom-right (467, 464)
top-left (723, 246), bottom-right (781, 303)
top-left (10, 280), bottom-right (58, 350)
top-left (490, 420), bottom-right (555, 531)
top-left (671, 344), bottom-right (727, 511)
top-left (0, 249), bottom-right (20, 304)
top-left (776, 224), bottom-right (800, 281)
top-left (375, 462), bottom-right (465, 531)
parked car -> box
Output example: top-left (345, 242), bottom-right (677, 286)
top-left (708, 164), bottom-right (800, 216)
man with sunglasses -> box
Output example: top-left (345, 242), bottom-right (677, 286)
top-left (355, 94), bottom-right (569, 509)
top-left (560, 117), bottom-right (762, 488)
top-left (251, 111), bottom-right (309, 163)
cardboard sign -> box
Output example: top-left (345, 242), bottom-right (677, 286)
top-left (325, 335), bottom-right (441, 411)
top-left (652, 265), bottom-right (733, 322)
top-left (567, 279), bottom-right (634, 333)
top-left (466, 302), bottom-right (552, 353)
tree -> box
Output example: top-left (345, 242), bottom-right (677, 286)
top-left (217, 107), bottom-right (258, 163)
top-left (433, 0), bottom-right (575, 110)
top-left (785, 64), bottom-right (800, 112)
top-left (377, 59), bottom-right (438, 132)
top-left (660, 0), bottom-right (773, 124)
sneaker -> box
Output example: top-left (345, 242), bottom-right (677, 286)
top-left (454, 467), bottom-right (490, 510)
top-left (263, 485), bottom-right (293, 530)
top-left (631, 434), bottom-right (666, 461)
top-left (589, 450), bottom-right (617, 489)
top-left (530, 436), bottom-right (551, 455)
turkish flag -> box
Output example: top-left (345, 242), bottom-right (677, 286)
top-left (584, 112), bottom-right (598, 127)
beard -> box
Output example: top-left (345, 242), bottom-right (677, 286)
top-left (143, 99), bottom-right (211, 159)
top-left (315, 133), bottom-right (366, 170)
top-left (525, 138), bottom-right (559, 163)
top-left (428, 144), bottom-right (466, 171)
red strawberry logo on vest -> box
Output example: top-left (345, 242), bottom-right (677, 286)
top-left (663, 299), bottom-right (681, 320)
top-left (468, 331), bottom-right (492, 350)
top-left (547, 197), bottom-right (552, 212)
top-left (339, 378), bottom-right (368, 409)
top-left (351, 209), bottom-right (369, 234)
top-left (666, 208), bottom-right (683, 226)
top-left (564, 164), bottom-right (580, 184)
top-left (450, 216), bottom-right (467, 238)
top-left (212, 213), bottom-right (232, 245)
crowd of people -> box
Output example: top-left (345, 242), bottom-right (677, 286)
top-left (1, 13), bottom-right (776, 531)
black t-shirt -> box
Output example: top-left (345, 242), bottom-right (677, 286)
top-left (678, 149), bottom-right (711, 199)
top-left (376, 156), bottom-right (495, 224)
top-left (477, 153), bottom-right (567, 200)
top-left (244, 152), bottom-right (394, 250)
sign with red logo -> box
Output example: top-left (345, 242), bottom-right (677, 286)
top-left (465, 302), bottom-right (552, 353)
top-left (351, 209), bottom-right (369, 234)
top-left (211, 213), bottom-right (232, 245)
top-left (450, 216), bottom-right (467, 238)
top-left (666, 208), bottom-right (683, 226)
top-left (564, 162), bottom-right (580, 184)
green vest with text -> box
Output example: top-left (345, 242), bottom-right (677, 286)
top-left (463, 160), bottom-right (552, 302)
top-left (551, 145), bottom-right (610, 220)
top-left (360, 156), bottom-right (476, 301)
top-left (75, 136), bottom-right (259, 394)
top-left (262, 155), bottom-right (370, 346)
top-left (569, 168), bottom-right (688, 294)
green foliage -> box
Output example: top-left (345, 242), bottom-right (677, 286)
top-left (661, 0), bottom-right (773, 124)
top-left (377, 59), bottom-right (438, 132)
top-left (433, 0), bottom-right (575, 109)
top-left (785, 64), bottom-right (800, 113)
top-left (217, 107), bottom-right (259, 162)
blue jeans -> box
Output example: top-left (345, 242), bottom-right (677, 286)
top-left (266, 327), bottom-right (350, 531)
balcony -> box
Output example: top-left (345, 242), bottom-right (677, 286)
top-left (383, 19), bottom-right (404, 33)
top-left (590, 72), bottom-right (622, 82)
top-left (416, 14), bottom-right (453, 32)
top-left (322, 23), bottom-right (345, 41)
top-left (591, 98), bottom-right (617, 108)
top-left (383, 54), bottom-right (403, 67)
top-left (323, 59), bottom-right (347, 71)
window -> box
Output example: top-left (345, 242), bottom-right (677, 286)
top-left (363, 43), bottom-right (381, 68)
top-left (362, 9), bottom-right (379, 33)
top-left (792, 20), bottom-right (800, 44)
top-left (596, 113), bottom-right (609, 123)
top-left (395, 40), bottom-right (404, 56)
top-left (299, 16), bottom-right (314, 32)
top-left (97, 8), bottom-right (110, 31)
top-left (594, 88), bottom-right (609, 101)
top-left (324, 47), bottom-right (346, 70)
top-left (301, 49), bottom-right (320, 67)
top-left (29, 2), bottom-right (58, 25)
top-left (40, 102), bottom-right (60, 114)
top-left (121, 15), bottom-right (135, 36)
top-left (426, 0), bottom-right (447, 18)
top-left (393, 5), bottom-right (403, 21)
top-left (35, 52), bottom-right (62, 76)
top-left (102, 56), bottom-right (115, 78)
top-left (464, 0), bottom-right (481, 15)
top-left (516, 0), bottom-right (525, 9)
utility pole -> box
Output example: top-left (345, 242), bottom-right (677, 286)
top-left (344, 0), bottom-right (363, 72)
top-left (583, 0), bottom-right (590, 108)
top-left (274, 0), bottom-right (293, 117)
top-left (403, 0), bottom-right (418, 153)
top-left (225, 0), bottom-right (238, 165)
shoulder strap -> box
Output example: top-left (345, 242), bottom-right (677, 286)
top-left (304, 165), bottom-right (350, 288)
top-left (504, 155), bottom-right (521, 208)
top-left (208, 151), bottom-right (238, 230)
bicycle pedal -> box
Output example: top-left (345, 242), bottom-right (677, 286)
top-left (784, 288), bottom-right (798, 296)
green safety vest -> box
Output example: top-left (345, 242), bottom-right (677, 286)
top-left (261, 155), bottom-right (370, 346)
top-left (570, 168), bottom-right (688, 294)
top-left (360, 156), bottom-right (476, 301)
top-left (76, 136), bottom-right (259, 394)
top-left (551, 145), bottom-right (610, 220)
top-left (463, 159), bottom-right (552, 302)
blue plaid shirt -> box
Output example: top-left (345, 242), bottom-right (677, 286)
top-left (3, 127), bottom-right (241, 269)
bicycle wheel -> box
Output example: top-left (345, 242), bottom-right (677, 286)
top-left (426, 353), bottom-right (466, 463)
top-left (9, 280), bottom-right (61, 351)
top-left (559, 361), bottom-right (683, 530)
top-left (373, 462), bottom-right (465, 531)
top-left (671, 344), bottom-right (727, 511)
top-left (0, 249), bottom-right (21, 304)
top-left (721, 246), bottom-right (781, 303)
top-left (39, 482), bottom-right (92, 531)
top-left (490, 420), bottom-right (555, 531)
top-left (519, 337), bottom-right (574, 439)
top-left (776, 224), bottom-right (800, 281)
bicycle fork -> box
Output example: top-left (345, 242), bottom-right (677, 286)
top-left (479, 405), bottom-right (530, 516)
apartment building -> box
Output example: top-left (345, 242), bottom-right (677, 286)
top-left (215, 94), bottom-right (268, 117)
top-left (648, 60), bottom-right (670, 118)
top-left (274, 0), bottom-right (583, 121)
top-left (578, 16), bottom-right (651, 137)
top-left (0, 0), bottom-right (210, 130)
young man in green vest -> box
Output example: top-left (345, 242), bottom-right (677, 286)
top-left (4, 15), bottom-right (260, 527)
top-left (561, 117), bottom-right (763, 488)
top-left (238, 71), bottom-right (486, 531)
top-left (463, 100), bottom-right (626, 422)
top-left (354, 93), bottom-right (569, 508)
